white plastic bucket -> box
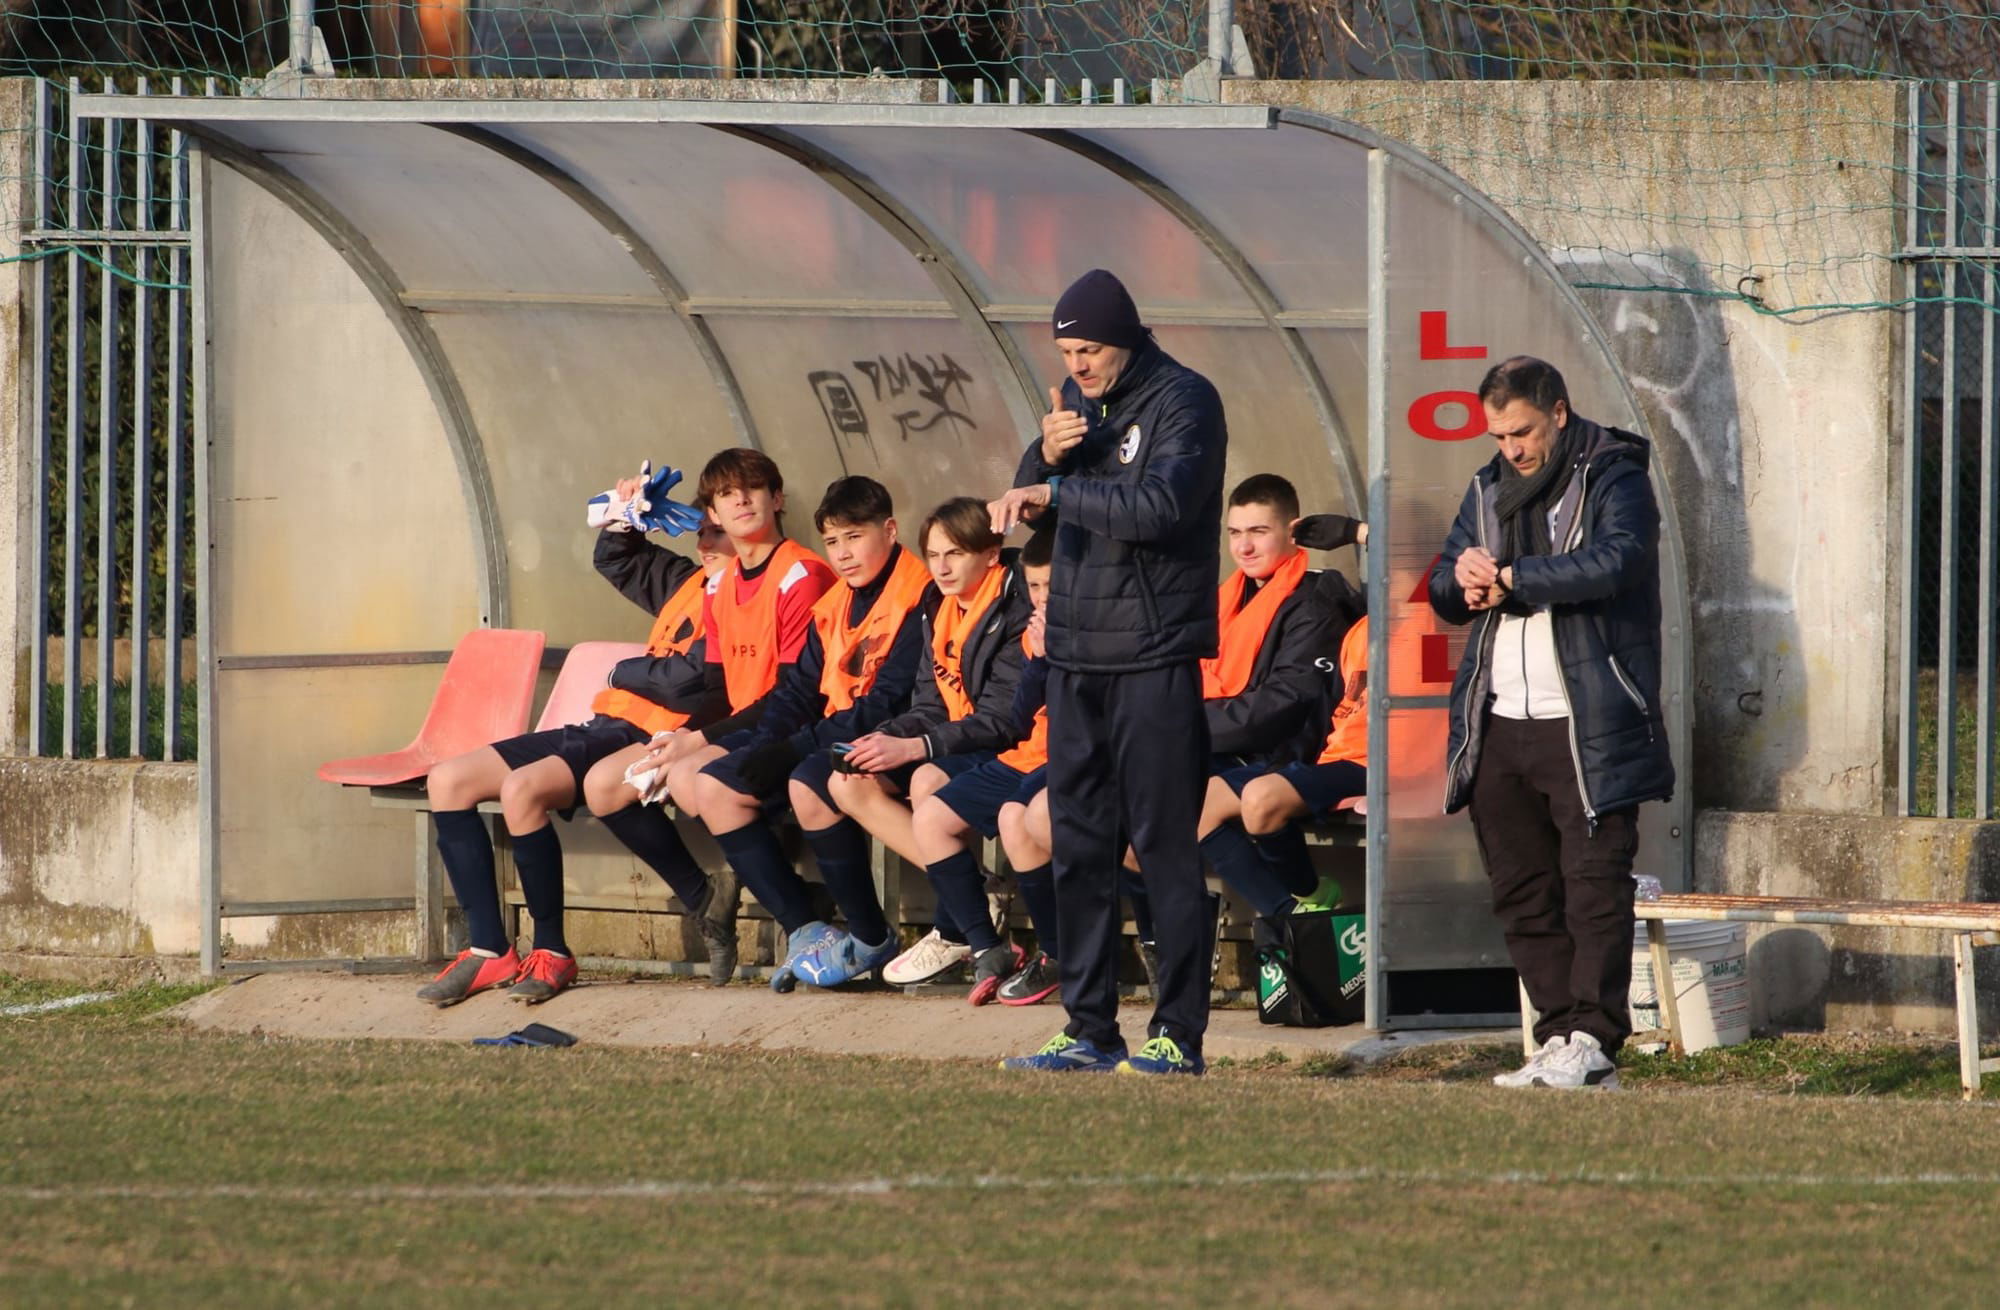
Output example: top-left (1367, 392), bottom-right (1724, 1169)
top-left (1630, 919), bottom-right (1749, 1053)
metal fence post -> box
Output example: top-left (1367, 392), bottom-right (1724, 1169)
top-left (1207, 0), bottom-right (1235, 77)
top-left (289, 0), bottom-right (318, 75)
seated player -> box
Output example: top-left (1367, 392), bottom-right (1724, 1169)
top-left (1213, 613), bottom-right (1369, 905)
top-left (583, 448), bottom-right (836, 983)
top-left (415, 467), bottom-right (730, 1007)
top-left (1113, 474), bottom-right (1333, 923)
top-left (684, 476), bottom-right (933, 993)
top-left (1202, 510), bottom-right (1370, 917)
top-left (876, 516), bottom-right (1056, 1000)
top-left (819, 497), bottom-right (1033, 991)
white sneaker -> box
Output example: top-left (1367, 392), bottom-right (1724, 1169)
top-left (882, 929), bottom-right (972, 986)
top-left (1529, 1031), bottom-right (1620, 1090)
top-left (1494, 1034), bottom-right (1567, 1087)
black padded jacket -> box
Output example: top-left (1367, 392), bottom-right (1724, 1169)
top-left (874, 558), bottom-right (1033, 760)
top-left (1013, 341), bottom-right (1228, 673)
top-left (1427, 416), bottom-right (1676, 819)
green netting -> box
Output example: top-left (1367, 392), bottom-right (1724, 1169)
top-left (2, 3), bottom-right (1999, 318)
top-left (7, 3), bottom-right (2000, 87)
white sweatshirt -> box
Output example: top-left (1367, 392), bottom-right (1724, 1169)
top-left (1488, 607), bottom-right (1568, 720)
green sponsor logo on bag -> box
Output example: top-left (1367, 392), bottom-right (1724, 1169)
top-left (1336, 915), bottom-right (1367, 1000)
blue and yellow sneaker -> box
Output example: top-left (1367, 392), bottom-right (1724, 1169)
top-left (796, 928), bottom-right (897, 988)
top-left (1116, 1034), bottom-right (1206, 1076)
top-left (770, 921), bottom-right (835, 994)
top-left (999, 1031), bottom-right (1128, 1073)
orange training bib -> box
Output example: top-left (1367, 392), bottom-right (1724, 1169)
top-left (815, 547), bottom-right (932, 713)
top-left (592, 569), bottom-right (708, 737)
top-left (931, 563), bottom-right (1006, 722)
top-left (1201, 550), bottom-right (1308, 702)
top-left (712, 539), bottom-right (819, 712)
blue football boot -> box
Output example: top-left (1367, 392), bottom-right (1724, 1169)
top-left (770, 921), bottom-right (835, 994)
top-left (795, 928), bottom-right (897, 988)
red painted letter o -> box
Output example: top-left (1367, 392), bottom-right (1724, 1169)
top-left (1408, 390), bottom-right (1486, 442)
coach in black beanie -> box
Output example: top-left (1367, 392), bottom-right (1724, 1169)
top-left (1051, 268), bottom-right (1149, 348)
top-left (990, 267), bottom-right (1228, 1078)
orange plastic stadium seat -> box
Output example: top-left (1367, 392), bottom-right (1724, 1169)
top-left (316, 628), bottom-right (547, 787)
top-left (533, 641), bottom-right (647, 732)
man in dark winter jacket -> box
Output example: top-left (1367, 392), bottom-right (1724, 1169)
top-left (989, 268), bottom-right (1228, 1077)
top-left (1427, 355), bottom-right (1675, 1093)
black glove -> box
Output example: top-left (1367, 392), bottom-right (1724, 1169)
top-left (1293, 514), bottom-right (1362, 551)
top-left (735, 740), bottom-right (803, 796)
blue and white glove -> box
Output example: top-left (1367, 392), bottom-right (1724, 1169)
top-left (587, 460), bottom-right (705, 536)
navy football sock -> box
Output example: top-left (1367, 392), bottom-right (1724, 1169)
top-left (433, 808), bottom-right (508, 954)
top-left (598, 804), bottom-right (709, 909)
top-left (804, 819), bottom-right (889, 946)
top-left (1015, 862), bottom-right (1059, 960)
top-left (713, 822), bottom-right (815, 935)
top-left (925, 849), bottom-right (1001, 952)
top-left (1201, 824), bottom-right (1296, 918)
top-left (1253, 824), bottom-right (1320, 897)
top-left (510, 822), bottom-right (568, 957)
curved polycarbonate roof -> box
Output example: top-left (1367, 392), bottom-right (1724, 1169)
top-left (82, 95), bottom-right (1691, 1010)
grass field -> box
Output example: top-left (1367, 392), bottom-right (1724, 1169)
top-left (7, 977), bottom-right (2000, 1307)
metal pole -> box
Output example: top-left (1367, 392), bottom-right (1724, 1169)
top-left (1899, 82), bottom-right (1923, 816)
top-left (163, 77), bottom-right (187, 761)
top-left (28, 79), bottom-right (52, 757)
top-left (1981, 82), bottom-right (2000, 820)
top-left (288, 0), bottom-right (317, 74)
top-left (1208, 0), bottom-right (1235, 76)
top-left (62, 79), bottom-right (82, 757)
top-left (96, 79), bottom-right (120, 758)
top-left (130, 76), bottom-right (153, 758)
top-left (1363, 146), bottom-right (1388, 1031)
top-left (191, 143), bottom-right (218, 976)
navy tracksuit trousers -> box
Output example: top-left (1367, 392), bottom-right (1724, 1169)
top-left (1047, 660), bottom-right (1212, 1052)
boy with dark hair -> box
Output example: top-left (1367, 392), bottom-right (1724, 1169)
top-left (889, 522), bottom-right (1060, 1003)
top-left (594, 448), bottom-right (836, 983)
top-left (820, 497), bottom-right (1033, 991)
top-left (685, 475), bottom-right (933, 992)
top-left (415, 467), bottom-right (729, 1007)
top-left (1166, 475), bottom-right (1347, 919)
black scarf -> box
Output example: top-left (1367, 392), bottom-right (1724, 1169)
top-left (1494, 416), bottom-right (1585, 561)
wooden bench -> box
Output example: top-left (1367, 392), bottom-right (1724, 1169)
top-left (1524, 893), bottom-right (2000, 1098)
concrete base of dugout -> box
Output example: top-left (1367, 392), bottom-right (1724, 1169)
top-left (171, 970), bottom-right (1502, 1066)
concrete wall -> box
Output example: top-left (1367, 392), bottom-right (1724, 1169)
top-left (1230, 80), bottom-right (1901, 818)
top-left (0, 759), bottom-right (200, 958)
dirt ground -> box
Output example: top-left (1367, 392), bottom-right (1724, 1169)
top-left (175, 970), bottom-right (1501, 1064)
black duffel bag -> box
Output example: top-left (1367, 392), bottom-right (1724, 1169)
top-left (1254, 908), bottom-right (1366, 1028)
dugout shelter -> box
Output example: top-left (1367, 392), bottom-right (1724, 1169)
top-left (79, 92), bottom-right (1692, 1028)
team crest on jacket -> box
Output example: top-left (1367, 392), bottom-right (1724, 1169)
top-left (1117, 424), bottom-right (1142, 464)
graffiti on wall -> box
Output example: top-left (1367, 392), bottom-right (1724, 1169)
top-left (808, 351), bottom-right (980, 468)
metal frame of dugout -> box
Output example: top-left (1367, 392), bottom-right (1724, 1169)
top-left (74, 91), bottom-right (1693, 1030)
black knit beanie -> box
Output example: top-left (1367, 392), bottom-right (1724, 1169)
top-left (1051, 269), bottom-right (1147, 348)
